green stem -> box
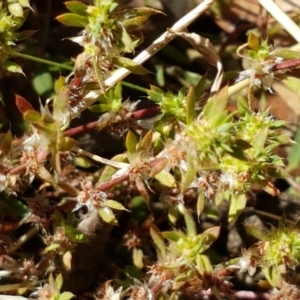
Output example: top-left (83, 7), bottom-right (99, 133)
top-left (11, 51), bottom-right (73, 71)
top-left (121, 81), bottom-right (149, 93)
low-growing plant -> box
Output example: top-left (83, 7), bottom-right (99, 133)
top-left (2, 0), bottom-right (300, 299)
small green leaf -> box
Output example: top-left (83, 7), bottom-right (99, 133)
top-left (44, 243), bottom-right (61, 252)
top-left (1, 130), bottom-right (12, 156)
top-left (155, 170), bottom-right (175, 187)
top-left (203, 226), bottom-right (220, 245)
top-left (228, 193), bottom-right (247, 223)
top-left (138, 130), bottom-right (153, 151)
top-left (186, 85), bottom-right (196, 125)
top-left (105, 199), bottom-right (127, 210)
top-left (271, 49), bottom-right (300, 60)
top-left (150, 225), bottom-right (166, 256)
top-left (32, 71), bottom-right (54, 96)
top-left (181, 206), bottom-right (197, 236)
top-left (247, 32), bottom-right (260, 50)
top-left (287, 126), bottom-right (300, 171)
top-left (133, 248), bottom-right (144, 269)
top-left (99, 154), bottom-right (126, 183)
top-left (126, 7), bottom-right (161, 17)
top-left (114, 82), bottom-right (122, 100)
top-left (0, 193), bottom-right (29, 218)
top-left (58, 137), bottom-right (77, 152)
top-left (74, 156), bottom-right (95, 168)
top-left (63, 251), bottom-right (72, 270)
top-left (56, 13), bottom-right (88, 27)
top-left (254, 128), bottom-right (268, 150)
top-left (65, 1), bottom-right (88, 16)
top-left (124, 15), bottom-right (150, 29)
top-left (8, 3), bottom-right (23, 17)
top-left (281, 75), bottom-right (300, 96)
top-left (196, 254), bottom-right (213, 273)
top-left (162, 231), bottom-right (181, 242)
top-left (19, 0), bottom-right (32, 8)
top-left (4, 61), bottom-right (23, 74)
top-left (113, 57), bottom-right (149, 74)
top-left (99, 209), bottom-right (118, 225)
top-left (59, 291), bottom-right (74, 300)
top-left (244, 223), bottom-right (269, 241)
top-left (203, 85), bottom-right (229, 122)
top-left (125, 130), bottom-right (137, 153)
top-left (237, 96), bottom-right (251, 115)
top-left (55, 76), bottom-right (66, 93)
top-left (197, 192), bottom-right (205, 216)
top-left (23, 110), bottom-right (42, 122)
top-left (180, 167), bottom-right (196, 192)
top-left (55, 273), bottom-right (63, 292)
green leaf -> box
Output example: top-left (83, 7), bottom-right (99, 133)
top-left (74, 156), bottom-right (95, 168)
top-left (281, 75), bottom-right (300, 96)
top-left (120, 28), bottom-right (134, 53)
top-left (149, 158), bottom-right (168, 177)
top-left (1, 130), bottom-right (12, 156)
top-left (59, 291), bottom-right (74, 300)
top-left (65, 1), bottom-right (88, 16)
top-left (4, 61), bottom-right (23, 74)
top-left (133, 248), bottom-right (144, 269)
top-left (114, 82), bottom-right (122, 100)
top-left (254, 128), bottom-right (268, 150)
top-left (197, 192), bottom-right (205, 216)
top-left (19, 0), bottom-right (32, 8)
top-left (262, 266), bottom-right (283, 288)
top-left (180, 167), bottom-right (196, 192)
top-left (62, 252), bottom-right (72, 271)
top-left (202, 85), bottom-right (228, 122)
top-left (150, 225), bottom-right (166, 256)
top-left (57, 137), bottom-right (77, 152)
top-left (32, 71), bottom-right (54, 96)
top-left (123, 16), bottom-right (150, 29)
top-left (228, 193), bottom-right (247, 223)
top-left (155, 170), bottom-right (175, 187)
top-left (113, 57), bottom-right (149, 74)
top-left (56, 13), bottom-right (88, 27)
top-left (125, 130), bottom-right (137, 153)
top-left (162, 231), bottom-right (181, 242)
top-left (181, 206), bottom-right (197, 236)
top-left (186, 86), bottom-right (196, 125)
top-left (55, 273), bottom-right (63, 292)
top-left (287, 126), bottom-right (300, 171)
top-left (55, 76), bottom-right (66, 94)
top-left (271, 49), bottom-right (300, 60)
top-left (138, 130), bottom-right (153, 151)
top-left (8, 3), bottom-right (23, 17)
top-left (244, 223), bottom-right (269, 241)
top-left (126, 7), bottom-right (161, 17)
top-left (99, 154), bottom-right (126, 183)
top-left (44, 243), bottom-right (61, 252)
top-left (203, 226), bottom-right (220, 246)
top-left (196, 254), bottom-right (213, 273)
top-left (237, 96), bottom-right (251, 115)
top-left (247, 32), bottom-right (260, 50)
top-left (99, 208), bottom-right (118, 225)
top-left (0, 193), bottom-right (29, 218)
top-left (105, 199), bottom-right (127, 210)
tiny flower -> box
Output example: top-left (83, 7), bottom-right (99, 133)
top-left (75, 179), bottom-right (108, 211)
